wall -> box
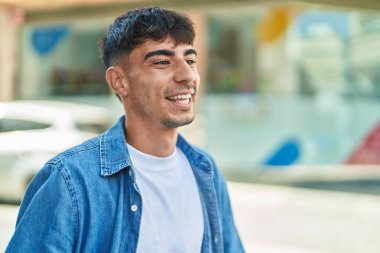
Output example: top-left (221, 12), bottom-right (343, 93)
top-left (0, 7), bottom-right (17, 101)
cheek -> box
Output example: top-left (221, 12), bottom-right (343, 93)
top-left (137, 84), bottom-right (164, 107)
top-left (130, 75), bottom-right (151, 95)
top-left (193, 70), bottom-right (200, 86)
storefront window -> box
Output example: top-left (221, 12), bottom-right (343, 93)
top-left (18, 20), bottom-right (109, 98)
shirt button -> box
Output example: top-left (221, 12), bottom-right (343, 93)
top-left (129, 170), bottom-right (133, 177)
top-left (131, 204), bottom-right (138, 212)
top-left (214, 236), bottom-right (219, 243)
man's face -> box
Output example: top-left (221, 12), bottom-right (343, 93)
top-left (122, 37), bottom-right (200, 130)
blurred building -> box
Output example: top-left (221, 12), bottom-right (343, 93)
top-left (0, 0), bottom-right (379, 100)
top-left (0, 6), bottom-right (19, 101)
top-left (1, 0), bottom-right (380, 168)
top-left (0, 0), bottom-right (209, 102)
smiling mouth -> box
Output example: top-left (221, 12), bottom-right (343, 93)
top-left (166, 88), bottom-right (195, 105)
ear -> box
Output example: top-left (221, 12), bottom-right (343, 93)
top-left (105, 66), bottom-right (129, 97)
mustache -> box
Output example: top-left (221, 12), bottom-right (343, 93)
top-left (184, 83), bottom-right (195, 91)
top-left (166, 84), bottom-right (195, 94)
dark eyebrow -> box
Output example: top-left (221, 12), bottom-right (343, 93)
top-left (184, 49), bottom-right (197, 56)
top-left (144, 50), bottom-right (175, 61)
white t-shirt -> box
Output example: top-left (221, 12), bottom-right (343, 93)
top-left (127, 144), bottom-right (204, 253)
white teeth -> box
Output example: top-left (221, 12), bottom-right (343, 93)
top-left (177, 99), bottom-right (190, 104)
top-left (168, 93), bottom-right (192, 100)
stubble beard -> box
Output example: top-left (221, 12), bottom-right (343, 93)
top-left (161, 114), bottom-right (195, 129)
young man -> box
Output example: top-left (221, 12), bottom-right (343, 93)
top-left (6, 7), bottom-right (244, 253)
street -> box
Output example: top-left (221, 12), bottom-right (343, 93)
top-left (1, 182), bottom-right (380, 252)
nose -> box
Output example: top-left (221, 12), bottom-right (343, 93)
top-left (173, 60), bottom-right (196, 85)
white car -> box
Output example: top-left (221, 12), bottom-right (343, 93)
top-left (0, 100), bottom-right (113, 202)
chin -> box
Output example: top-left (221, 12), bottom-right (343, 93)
top-left (161, 115), bottom-right (195, 128)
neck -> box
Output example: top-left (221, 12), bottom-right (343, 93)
top-left (124, 116), bottom-right (178, 157)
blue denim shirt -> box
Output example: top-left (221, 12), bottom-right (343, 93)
top-left (6, 116), bottom-right (244, 253)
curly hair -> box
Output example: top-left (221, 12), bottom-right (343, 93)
top-left (100, 7), bottom-right (195, 68)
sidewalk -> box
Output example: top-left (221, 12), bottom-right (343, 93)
top-left (229, 182), bottom-right (380, 253)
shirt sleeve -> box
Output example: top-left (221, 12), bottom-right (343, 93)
top-left (212, 159), bottom-right (246, 253)
top-left (5, 162), bottom-right (76, 253)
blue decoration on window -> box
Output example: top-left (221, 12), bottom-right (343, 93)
top-left (264, 138), bottom-right (301, 166)
top-left (31, 26), bottom-right (69, 56)
top-left (296, 11), bottom-right (349, 39)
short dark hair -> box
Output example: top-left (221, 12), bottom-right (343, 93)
top-left (100, 7), bottom-right (195, 68)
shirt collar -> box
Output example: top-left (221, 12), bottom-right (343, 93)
top-left (100, 116), bottom-right (132, 177)
top-left (177, 134), bottom-right (214, 174)
top-left (99, 115), bottom-right (212, 177)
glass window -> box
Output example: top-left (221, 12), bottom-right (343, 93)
top-left (18, 21), bottom-right (110, 99)
top-left (75, 122), bottom-right (109, 134)
top-left (0, 118), bottom-right (51, 132)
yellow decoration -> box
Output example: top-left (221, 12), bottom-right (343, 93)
top-left (255, 6), bottom-right (292, 44)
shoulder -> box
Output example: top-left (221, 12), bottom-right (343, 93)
top-left (27, 135), bottom-right (103, 199)
top-left (47, 136), bottom-right (100, 167)
top-left (20, 134), bottom-right (103, 219)
top-left (25, 135), bottom-right (102, 196)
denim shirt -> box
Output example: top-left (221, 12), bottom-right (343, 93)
top-left (6, 116), bottom-right (245, 253)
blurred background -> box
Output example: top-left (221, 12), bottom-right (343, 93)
top-left (1, 0), bottom-right (380, 252)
